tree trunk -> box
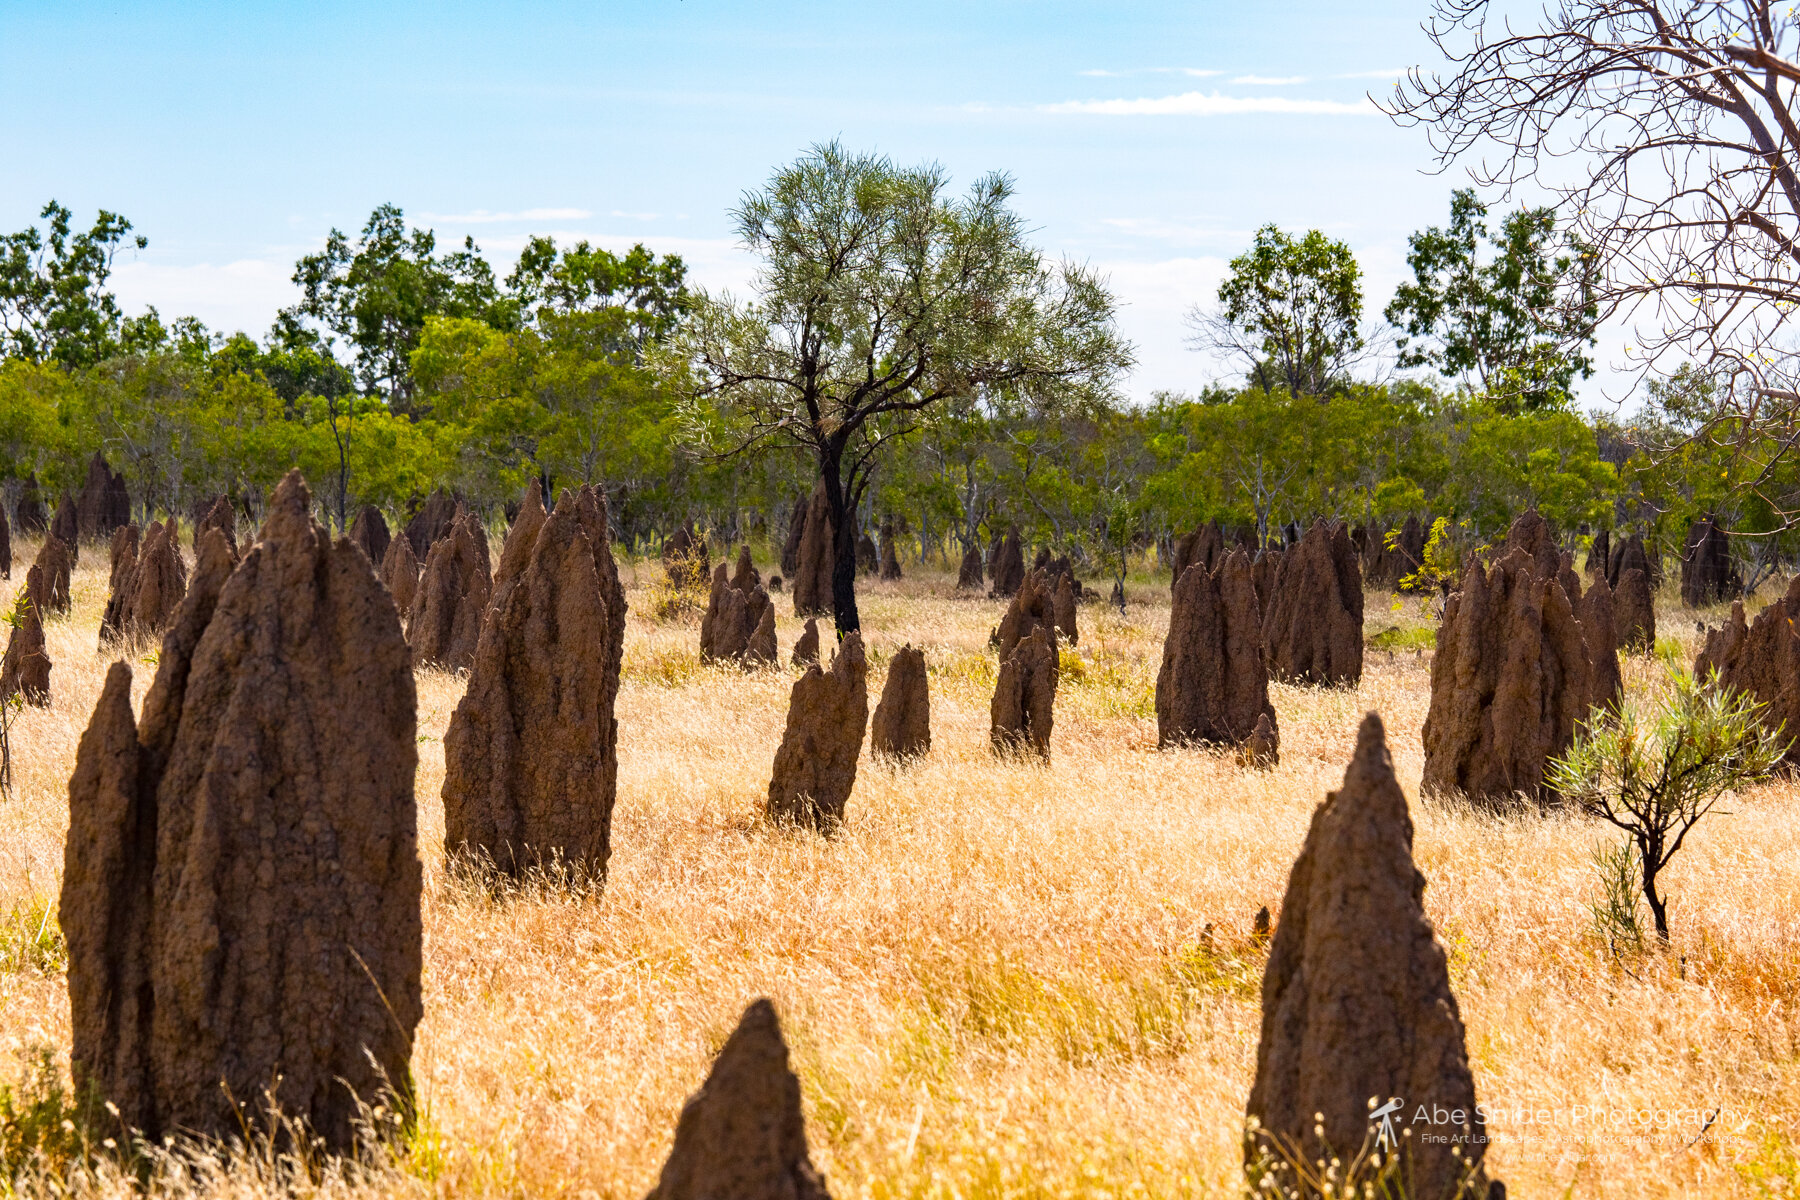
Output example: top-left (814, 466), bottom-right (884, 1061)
top-left (820, 451), bottom-right (862, 634)
top-left (1642, 852), bottom-right (1671, 942)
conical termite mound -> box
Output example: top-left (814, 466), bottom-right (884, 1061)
top-left (767, 631), bottom-right (868, 831)
top-left (1246, 713), bottom-right (1495, 1200)
top-left (60, 471), bottom-right (421, 1151)
top-left (871, 644), bottom-right (930, 760)
top-left (408, 508), bottom-right (492, 671)
top-left (645, 998), bottom-right (832, 1200)
top-left (442, 483), bottom-right (627, 878)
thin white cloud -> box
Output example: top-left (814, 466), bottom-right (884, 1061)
top-left (1078, 67), bottom-right (1222, 78)
top-left (1231, 75), bottom-right (1308, 85)
top-left (1041, 91), bottom-right (1375, 116)
top-left (417, 207), bottom-right (593, 224)
top-left (1334, 67), bottom-right (1410, 79)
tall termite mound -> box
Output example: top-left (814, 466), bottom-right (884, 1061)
top-left (1051, 571), bottom-right (1079, 646)
top-left (645, 999), bottom-right (832, 1200)
top-left (1251, 549), bottom-right (1282, 621)
top-left (98, 525), bottom-right (142, 644)
top-left (663, 522), bottom-right (711, 591)
top-left (349, 504), bottom-right (391, 565)
top-left (15, 474), bottom-right (46, 534)
top-left (987, 526), bottom-right (1025, 599)
top-left (791, 617), bottom-right (820, 667)
top-left (1579, 570), bottom-right (1623, 714)
top-left (408, 509), bottom-right (492, 670)
top-left (991, 625), bottom-right (1057, 760)
top-left (1680, 515), bottom-right (1739, 607)
top-left (100, 521), bottom-right (188, 647)
top-left (489, 480), bottom-right (547, 600)
top-left (879, 519), bottom-right (903, 580)
top-left (1246, 714), bottom-right (1495, 1200)
top-left (1607, 531), bottom-right (1655, 590)
top-left (77, 452), bottom-right (131, 541)
top-left (1261, 520), bottom-right (1363, 686)
top-left (404, 487), bottom-right (458, 555)
top-left (380, 530), bottom-right (422, 619)
top-left (1503, 507), bottom-right (1560, 578)
top-left (871, 644), bottom-right (930, 760)
top-left (1696, 575), bottom-right (1800, 768)
top-left (1170, 520), bottom-right (1224, 588)
top-left (60, 472), bottom-right (421, 1150)
top-left (1614, 566), bottom-right (1656, 652)
top-left (194, 494), bottom-right (237, 557)
top-left (442, 484), bottom-right (627, 878)
top-left (51, 493), bottom-right (79, 564)
top-left (1156, 549), bottom-right (1277, 752)
top-left (767, 632), bottom-right (868, 831)
top-left (1586, 528), bottom-right (1610, 577)
top-left (792, 481), bottom-right (836, 617)
top-left (732, 543), bottom-right (759, 591)
top-left (33, 535), bottom-right (72, 616)
top-left (1421, 530), bottom-right (1604, 804)
top-left (780, 490), bottom-right (809, 577)
top-left (701, 555), bottom-right (778, 668)
top-left (0, 565), bottom-right (50, 706)
top-left (993, 569), bottom-right (1056, 661)
top-left (956, 542), bottom-right (984, 590)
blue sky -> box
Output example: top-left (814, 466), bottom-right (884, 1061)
top-left (0, 0), bottom-right (1553, 402)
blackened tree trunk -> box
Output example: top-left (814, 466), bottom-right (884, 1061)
top-left (821, 447), bottom-right (863, 634)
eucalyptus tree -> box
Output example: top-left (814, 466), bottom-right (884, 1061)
top-left (682, 141), bottom-right (1131, 633)
top-left (1186, 225), bottom-right (1371, 397)
top-left (1387, 189), bottom-right (1599, 413)
top-left (283, 203), bottom-right (515, 411)
top-left (0, 201), bottom-right (146, 369)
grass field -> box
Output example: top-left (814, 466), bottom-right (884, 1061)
top-left (1, 536), bottom-right (1797, 1197)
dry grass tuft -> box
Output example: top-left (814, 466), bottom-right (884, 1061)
top-left (0, 545), bottom-right (1795, 1196)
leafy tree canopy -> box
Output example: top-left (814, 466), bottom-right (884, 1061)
top-left (0, 202), bottom-right (147, 370)
top-left (1386, 189), bottom-right (1597, 413)
top-left (1188, 225), bottom-right (1367, 397)
top-left (283, 203), bottom-right (519, 410)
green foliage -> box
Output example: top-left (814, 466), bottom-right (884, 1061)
top-left (0, 1047), bottom-right (108, 1181)
top-left (1588, 836), bottom-right (1648, 959)
top-left (1399, 517), bottom-right (1475, 595)
top-left (683, 140), bottom-right (1131, 630)
top-left (506, 237), bottom-right (691, 354)
top-left (1196, 225), bottom-right (1365, 396)
top-left (1386, 189), bottom-right (1598, 413)
top-left (0, 895), bottom-right (65, 975)
top-left (1444, 404), bottom-right (1615, 533)
top-left (1367, 624), bottom-right (1436, 652)
top-left (1654, 637), bottom-right (1685, 668)
top-left (0, 201), bottom-right (148, 370)
top-left (284, 203), bottom-right (520, 408)
top-left (7, 178), bottom-right (1800, 588)
top-left (1549, 669), bottom-right (1788, 941)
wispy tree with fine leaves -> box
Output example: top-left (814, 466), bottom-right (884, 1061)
top-left (682, 140), bottom-right (1132, 633)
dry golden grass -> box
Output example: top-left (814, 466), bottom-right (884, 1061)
top-left (1, 540), bottom-right (1798, 1197)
